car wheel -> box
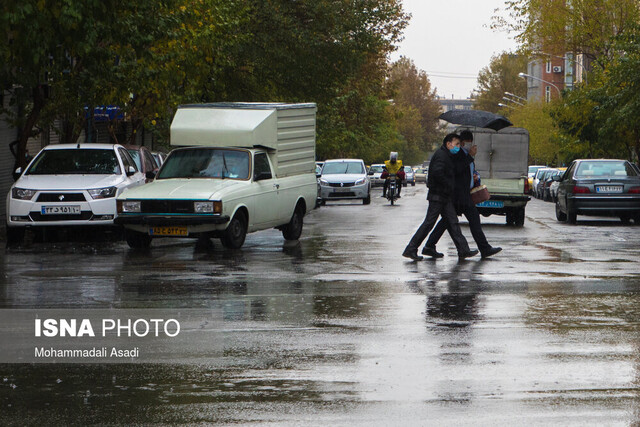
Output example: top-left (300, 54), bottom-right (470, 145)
top-left (567, 210), bottom-right (577, 224)
top-left (634, 214), bottom-right (640, 225)
top-left (125, 229), bottom-right (152, 249)
top-left (555, 201), bottom-right (567, 221)
top-left (282, 205), bottom-right (304, 240)
top-left (515, 207), bottom-right (525, 226)
top-left (221, 210), bottom-right (247, 249)
top-left (320, 200), bottom-right (326, 206)
top-left (6, 226), bottom-right (25, 247)
top-left (505, 210), bottom-right (515, 225)
top-left (620, 215), bottom-right (631, 225)
top-left (363, 193), bottom-right (371, 205)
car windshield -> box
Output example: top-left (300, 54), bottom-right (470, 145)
top-left (127, 150), bottom-right (143, 171)
top-left (404, 166), bottom-right (412, 172)
top-left (575, 161), bottom-right (637, 177)
top-left (157, 148), bottom-right (250, 179)
top-left (323, 161), bottom-right (364, 175)
top-left (528, 166), bottom-right (544, 175)
top-left (369, 165), bottom-right (384, 173)
top-left (26, 149), bottom-right (121, 175)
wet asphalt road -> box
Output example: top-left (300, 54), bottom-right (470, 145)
top-left (2, 184), bottom-right (640, 425)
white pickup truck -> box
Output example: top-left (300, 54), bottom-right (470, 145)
top-left (115, 103), bottom-right (318, 249)
top-left (458, 126), bottom-right (531, 226)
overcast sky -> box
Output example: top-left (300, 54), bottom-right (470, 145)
top-left (391, 0), bottom-right (518, 100)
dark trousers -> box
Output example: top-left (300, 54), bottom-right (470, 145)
top-left (425, 204), bottom-right (491, 253)
top-left (405, 199), bottom-right (471, 254)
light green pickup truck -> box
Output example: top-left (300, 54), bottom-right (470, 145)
top-left (458, 127), bottom-right (531, 226)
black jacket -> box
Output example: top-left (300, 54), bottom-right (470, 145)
top-left (426, 145), bottom-right (456, 201)
top-left (451, 149), bottom-right (475, 210)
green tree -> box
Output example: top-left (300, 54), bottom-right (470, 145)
top-left (473, 52), bottom-right (528, 113)
top-left (508, 101), bottom-right (563, 164)
top-left (385, 57), bottom-right (442, 164)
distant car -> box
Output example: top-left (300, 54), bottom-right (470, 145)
top-left (124, 145), bottom-right (159, 182)
top-left (414, 167), bottom-right (427, 183)
top-left (532, 168), bottom-right (552, 199)
top-left (319, 159), bottom-right (371, 205)
top-left (5, 143), bottom-right (146, 246)
top-left (555, 159), bottom-right (640, 224)
top-left (545, 168), bottom-right (566, 201)
top-left (315, 162), bottom-right (324, 207)
top-left (537, 168), bottom-right (559, 201)
top-left (528, 165), bottom-right (546, 194)
top-left (152, 151), bottom-right (167, 167)
top-left (368, 164), bottom-right (385, 187)
top-left (403, 166), bottom-right (415, 186)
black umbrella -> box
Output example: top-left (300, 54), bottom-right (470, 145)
top-left (439, 109), bottom-right (513, 131)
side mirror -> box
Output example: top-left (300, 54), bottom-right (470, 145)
top-left (12, 167), bottom-right (22, 182)
top-left (254, 171), bottom-right (272, 181)
top-left (145, 171), bottom-right (157, 180)
top-left (367, 171), bottom-right (374, 175)
top-left (126, 166), bottom-right (136, 177)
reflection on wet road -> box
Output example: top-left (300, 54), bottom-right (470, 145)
top-left (2, 187), bottom-right (640, 424)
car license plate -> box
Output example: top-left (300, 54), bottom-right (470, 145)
top-left (476, 200), bottom-right (504, 208)
top-left (596, 186), bottom-right (623, 193)
top-left (41, 205), bottom-right (81, 215)
top-left (149, 226), bottom-right (188, 236)
top-left (334, 187), bottom-right (351, 193)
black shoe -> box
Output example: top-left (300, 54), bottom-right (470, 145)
top-left (402, 249), bottom-right (423, 261)
top-left (421, 246), bottom-right (444, 258)
top-left (458, 249), bottom-right (479, 259)
top-left (381, 194), bottom-right (386, 198)
top-left (481, 247), bottom-right (502, 258)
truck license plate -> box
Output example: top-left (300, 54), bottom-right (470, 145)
top-left (476, 200), bottom-right (504, 208)
top-left (41, 205), bottom-right (81, 215)
top-left (149, 226), bottom-right (188, 236)
top-left (596, 186), bottom-right (622, 193)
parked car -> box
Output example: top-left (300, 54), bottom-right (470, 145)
top-left (124, 145), bottom-right (159, 182)
top-left (319, 159), bottom-right (371, 205)
top-left (403, 166), bottom-right (415, 186)
top-left (414, 167), bottom-right (428, 183)
top-left (367, 164), bottom-right (385, 187)
top-left (536, 168), bottom-right (558, 201)
top-left (545, 168), bottom-right (566, 201)
top-left (152, 151), bottom-right (167, 167)
top-left (5, 143), bottom-right (146, 246)
top-left (532, 168), bottom-right (552, 199)
top-left (555, 159), bottom-right (640, 224)
top-left (528, 165), bottom-right (546, 194)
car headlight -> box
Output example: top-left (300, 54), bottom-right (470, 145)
top-left (194, 201), bottom-right (222, 214)
top-left (319, 179), bottom-right (330, 186)
top-left (118, 200), bottom-right (141, 213)
top-left (11, 188), bottom-right (37, 200)
top-left (355, 178), bottom-right (366, 185)
top-left (88, 186), bottom-right (117, 199)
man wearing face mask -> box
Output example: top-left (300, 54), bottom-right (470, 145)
top-left (402, 133), bottom-right (478, 261)
top-left (422, 129), bottom-right (502, 259)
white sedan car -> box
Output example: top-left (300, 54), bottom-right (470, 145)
top-left (319, 159), bottom-right (370, 205)
top-left (5, 143), bottom-right (146, 245)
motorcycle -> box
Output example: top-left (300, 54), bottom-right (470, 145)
top-left (386, 174), bottom-right (399, 205)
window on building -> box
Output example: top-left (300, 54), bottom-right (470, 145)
top-left (546, 61), bottom-right (552, 73)
top-left (545, 86), bottom-right (551, 103)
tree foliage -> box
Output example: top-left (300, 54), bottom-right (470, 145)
top-left (1, 0), bottom-right (418, 166)
top-left (508, 101), bottom-right (562, 164)
top-left (473, 52), bottom-right (528, 113)
top-left (494, 0), bottom-right (640, 65)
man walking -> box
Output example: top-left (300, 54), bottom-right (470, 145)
top-left (422, 130), bottom-right (502, 259)
top-left (402, 133), bottom-right (478, 261)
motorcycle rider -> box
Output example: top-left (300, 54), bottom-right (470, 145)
top-left (382, 152), bottom-right (405, 198)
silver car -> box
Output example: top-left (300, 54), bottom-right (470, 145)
top-left (367, 164), bottom-right (385, 187)
top-left (319, 159), bottom-right (371, 205)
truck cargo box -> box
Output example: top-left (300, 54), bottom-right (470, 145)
top-left (458, 127), bottom-right (529, 179)
top-left (170, 103), bottom-right (317, 178)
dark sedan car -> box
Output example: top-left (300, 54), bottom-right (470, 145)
top-left (555, 159), bottom-right (640, 224)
